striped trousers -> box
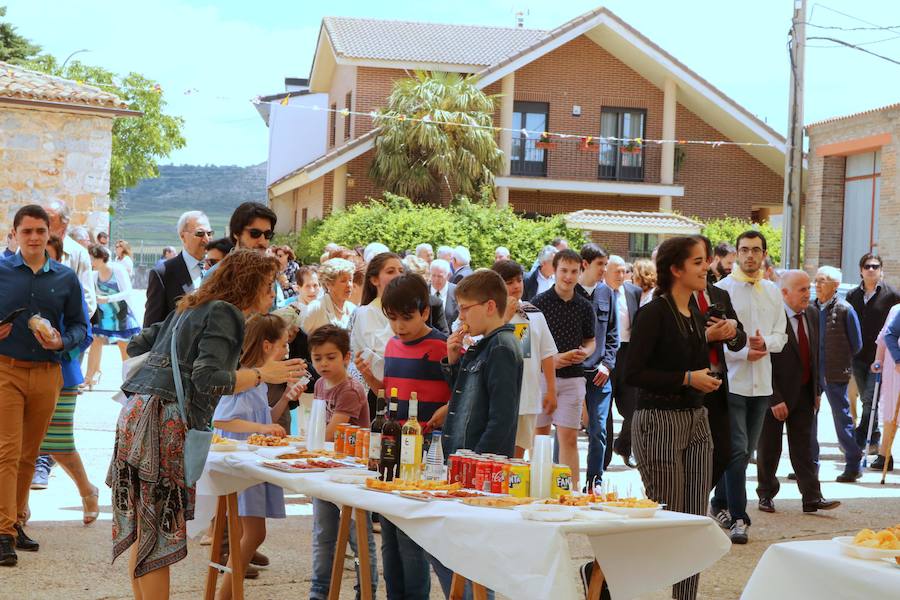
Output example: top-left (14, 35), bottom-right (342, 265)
top-left (632, 407), bottom-right (712, 600)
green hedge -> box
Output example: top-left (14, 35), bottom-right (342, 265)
top-left (280, 193), bottom-right (586, 267)
top-left (700, 217), bottom-right (785, 265)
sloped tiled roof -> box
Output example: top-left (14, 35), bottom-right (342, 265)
top-left (565, 210), bottom-right (703, 235)
top-left (806, 102), bottom-right (900, 129)
top-left (0, 60), bottom-right (129, 110)
top-left (322, 16), bottom-right (548, 66)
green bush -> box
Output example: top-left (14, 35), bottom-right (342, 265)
top-left (280, 193), bottom-right (585, 267)
top-left (700, 217), bottom-right (784, 265)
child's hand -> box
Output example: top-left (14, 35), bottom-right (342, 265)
top-left (259, 423), bottom-right (286, 437)
top-left (354, 353), bottom-right (374, 380)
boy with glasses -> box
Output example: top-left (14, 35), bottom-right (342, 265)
top-left (846, 253), bottom-right (900, 462)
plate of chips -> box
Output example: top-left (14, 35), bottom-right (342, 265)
top-left (835, 526), bottom-right (900, 560)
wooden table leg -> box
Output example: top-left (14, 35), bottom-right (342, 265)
top-left (354, 508), bottom-right (373, 600)
top-left (225, 493), bottom-right (245, 600)
top-left (449, 572), bottom-right (466, 600)
top-left (204, 496), bottom-right (228, 600)
top-left (587, 559), bottom-right (606, 600)
top-left (472, 582), bottom-right (489, 600)
top-left (327, 505), bottom-right (353, 600)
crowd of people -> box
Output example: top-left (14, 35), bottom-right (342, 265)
top-left (0, 199), bottom-right (898, 600)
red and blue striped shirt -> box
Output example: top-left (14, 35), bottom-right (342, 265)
top-left (382, 329), bottom-right (450, 423)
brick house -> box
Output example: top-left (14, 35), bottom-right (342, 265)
top-left (0, 61), bottom-right (138, 236)
top-left (805, 103), bottom-right (898, 285)
top-left (263, 7), bottom-right (787, 258)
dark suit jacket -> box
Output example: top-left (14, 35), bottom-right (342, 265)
top-left (771, 305), bottom-right (820, 410)
top-left (428, 293), bottom-right (450, 335)
top-left (690, 284), bottom-right (747, 394)
top-left (438, 282), bottom-right (459, 327)
top-left (143, 252), bottom-right (194, 327)
top-left (523, 269), bottom-right (540, 302)
top-left (450, 264), bottom-right (473, 285)
top-left (576, 282), bottom-right (619, 372)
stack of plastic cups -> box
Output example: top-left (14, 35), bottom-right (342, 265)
top-left (530, 434), bottom-right (553, 498)
top-left (306, 398), bottom-right (327, 451)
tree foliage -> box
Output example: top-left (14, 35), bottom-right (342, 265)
top-left (27, 55), bottom-right (186, 200)
top-left (370, 71), bottom-right (504, 202)
top-left (701, 216), bottom-right (785, 265)
top-left (281, 193), bottom-right (585, 267)
top-left (0, 6), bottom-right (39, 63)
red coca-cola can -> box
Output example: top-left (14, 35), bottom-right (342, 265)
top-left (475, 458), bottom-right (493, 493)
top-left (460, 455), bottom-right (476, 489)
top-left (490, 459), bottom-right (507, 494)
top-left (448, 453), bottom-right (464, 485)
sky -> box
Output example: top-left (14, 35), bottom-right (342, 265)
top-left (7, 0), bottom-right (900, 166)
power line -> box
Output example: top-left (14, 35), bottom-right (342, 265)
top-left (807, 36), bottom-right (900, 66)
top-left (806, 22), bottom-right (900, 32)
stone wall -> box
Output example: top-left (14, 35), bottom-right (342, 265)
top-left (0, 105), bottom-right (113, 234)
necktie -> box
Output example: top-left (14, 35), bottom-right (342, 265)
top-left (795, 314), bottom-right (811, 384)
top-left (695, 291), bottom-right (719, 367)
top-left (435, 289), bottom-right (441, 300)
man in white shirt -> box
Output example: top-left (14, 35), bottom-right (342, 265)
top-left (43, 200), bottom-right (96, 316)
top-left (712, 231), bottom-right (787, 545)
top-left (523, 245), bottom-right (557, 301)
top-left (429, 259), bottom-right (458, 327)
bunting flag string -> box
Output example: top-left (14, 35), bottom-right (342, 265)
top-left (253, 97), bottom-right (781, 150)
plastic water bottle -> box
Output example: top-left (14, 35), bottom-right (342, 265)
top-left (424, 430), bottom-right (445, 481)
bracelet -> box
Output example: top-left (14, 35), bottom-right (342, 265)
top-left (687, 371), bottom-right (692, 386)
top-left (252, 367), bottom-right (262, 386)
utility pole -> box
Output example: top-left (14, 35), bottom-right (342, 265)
top-left (781, 0), bottom-right (806, 269)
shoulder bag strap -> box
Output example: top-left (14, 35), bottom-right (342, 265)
top-left (170, 310), bottom-right (190, 424)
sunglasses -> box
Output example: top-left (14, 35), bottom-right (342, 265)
top-left (246, 228), bottom-right (275, 240)
top-left (193, 229), bottom-right (214, 238)
top-left (863, 264), bottom-right (882, 271)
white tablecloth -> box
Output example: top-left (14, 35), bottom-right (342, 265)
top-left (742, 540), bottom-right (900, 600)
top-left (196, 451), bottom-right (730, 600)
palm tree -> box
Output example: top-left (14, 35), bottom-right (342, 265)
top-left (370, 71), bottom-right (504, 202)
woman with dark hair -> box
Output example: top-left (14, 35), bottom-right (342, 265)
top-left (108, 250), bottom-right (305, 598)
top-left (625, 236), bottom-right (721, 600)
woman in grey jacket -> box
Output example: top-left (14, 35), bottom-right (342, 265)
top-left (108, 250), bottom-right (304, 598)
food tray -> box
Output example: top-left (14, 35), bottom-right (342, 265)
top-left (591, 502), bottom-right (664, 518)
top-left (392, 490), bottom-right (495, 502)
top-left (834, 536), bottom-right (900, 560)
top-left (513, 503), bottom-right (578, 522)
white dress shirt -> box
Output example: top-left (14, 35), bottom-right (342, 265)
top-left (182, 251), bottom-right (204, 291)
top-left (536, 271), bottom-right (555, 296)
top-left (716, 275), bottom-right (788, 397)
top-left (62, 236), bottom-right (96, 315)
top-left (615, 287), bottom-right (631, 343)
top-left (785, 304), bottom-right (810, 340)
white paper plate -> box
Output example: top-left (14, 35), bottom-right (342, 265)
top-left (210, 442), bottom-right (240, 452)
top-left (514, 504), bottom-right (577, 522)
top-left (834, 536), bottom-right (900, 560)
top-left (592, 502), bottom-right (664, 518)
top-left (328, 469), bottom-right (374, 484)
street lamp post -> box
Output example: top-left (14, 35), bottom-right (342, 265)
top-left (61, 49), bottom-right (90, 71)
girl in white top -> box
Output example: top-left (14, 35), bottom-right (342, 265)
top-left (301, 258), bottom-right (357, 334)
top-left (113, 239), bottom-right (134, 278)
top-left (351, 252), bottom-right (405, 388)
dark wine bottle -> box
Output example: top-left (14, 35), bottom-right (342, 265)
top-left (368, 389), bottom-right (386, 471)
top-left (379, 387), bottom-right (401, 481)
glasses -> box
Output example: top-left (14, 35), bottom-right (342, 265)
top-left (737, 247), bottom-right (764, 256)
top-left (193, 229), bottom-right (214, 238)
top-left (246, 228), bottom-right (275, 240)
top-left (458, 300), bottom-right (488, 314)
top-left (863, 264), bottom-right (882, 271)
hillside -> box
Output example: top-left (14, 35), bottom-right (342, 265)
top-left (111, 163), bottom-right (267, 246)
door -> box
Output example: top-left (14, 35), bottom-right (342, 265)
top-left (841, 151), bottom-right (881, 281)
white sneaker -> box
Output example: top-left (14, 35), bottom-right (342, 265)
top-left (730, 519), bottom-right (749, 544)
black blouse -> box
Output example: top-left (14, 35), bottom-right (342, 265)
top-left (625, 295), bottom-right (710, 410)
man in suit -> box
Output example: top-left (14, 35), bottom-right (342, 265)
top-left (757, 270), bottom-right (840, 514)
top-left (143, 210), bottom-right (212, 327)
top-left (695, 236), bottom-right (747, 490)
top-left (430, 259), bottom-right (458, 328)
top-left (604, 255), bottom-right (643, 469)
top-left (449, 246), bottom-right (473, 284)
top-left (575, 243), bottom-right (619, 489)
top-left (523, 245), bottom-right (557, 302)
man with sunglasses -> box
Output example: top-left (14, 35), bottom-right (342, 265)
top-left (143, 210), bottom-right (212, 326)
top-left (847, 253), bottom-right (900, 465)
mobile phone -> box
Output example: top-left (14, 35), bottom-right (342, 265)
top-left (705, 303), bottom-right (726, 321)
top-left (0, 307), bottom-right (27, 326)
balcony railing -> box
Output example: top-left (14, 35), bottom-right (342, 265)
top-left (507, 137), bottom-right (662, 184)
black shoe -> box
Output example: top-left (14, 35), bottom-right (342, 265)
top-left (803, 498), bottom-right (841, 513)
top-left (836, 470), bottom-right (862, 483)
top-left (13, 525), bottom-right (38, 552)
top-left (870, 455), bottom-right (894, 471)
top-left (787, 472), bottom-right (797, 481)
top-left (758, 498), bottom-right (776, 513)
top-left (0, 535), bottom-right (16, 566)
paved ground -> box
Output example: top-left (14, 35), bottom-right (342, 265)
top-left (3, 291), bottom-right (898, 599)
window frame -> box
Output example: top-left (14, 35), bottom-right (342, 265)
top-left (598, 107), bottom-right (647, 181)
top-left (344, 92), bottom-right (352, 140)
top-left (510, 101), bottom-right (549, 177)
top-left (329, 102), bottom-right (337, 147)
top-left (628, 232), bottom-right (658, 259)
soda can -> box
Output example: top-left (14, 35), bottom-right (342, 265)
top-left (448, 453), bottom-right (464, 485)
top-left (490, 459), bottom-right (507, 494)
top-left (334, 424), bottom-right (348, 456)
top-left (474, 458), bottom-right (493, 493)
top-left (551, 464), bottom-right (573, 498)
top-left (460, 455), bottom-right (475, 489)
top-left (506, 461), bottom-right (531, 498)
top-left (357, 430), bottom-right (369, 460)
top-left (345, 426), bottom-right (360, 457)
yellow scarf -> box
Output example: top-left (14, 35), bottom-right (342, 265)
top-left (730, 263), bottom-right (764, 289)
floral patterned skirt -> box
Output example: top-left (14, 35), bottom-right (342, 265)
top-left (107, 393), bottom-right (195, 577)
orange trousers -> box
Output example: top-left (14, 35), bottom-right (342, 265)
top-left (0, 358), bottom-right (62, 536)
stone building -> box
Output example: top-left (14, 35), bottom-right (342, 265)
top-left (805, 103), bottom-right (898, 284)
top-left (0, 61), bottom-right (138, 236)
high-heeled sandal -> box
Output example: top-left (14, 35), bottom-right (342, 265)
top-left (82, 485), bottom-right (99, 526)
top-left (81, 372), bottom-right (102, 392)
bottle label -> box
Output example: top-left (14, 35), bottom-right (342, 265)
top-left (401, 434), bottom-right (418, 464)
top-left (368, 432), bottom-right (382, 460)
top-left (381, 435), bottom-right (398, 461)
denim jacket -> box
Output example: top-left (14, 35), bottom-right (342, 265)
top-left (441, 324), bottom-right (523, 457)
top-left (122, 300), bottom-right (245, 430)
